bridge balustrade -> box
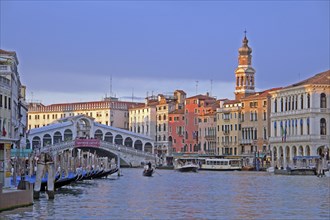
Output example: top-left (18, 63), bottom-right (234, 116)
top-left (40, 140), bottom-right (157, 161)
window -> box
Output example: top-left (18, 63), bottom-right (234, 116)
top-left (307, 118), bottom-right (310, 135)
top-left (320, 93), bottom-right (326, 108)
top-left (288, 97), bottom-right (291, 110)
top-left (0, 94), bottom-right (2, 107)
top-left (320, 118), bottom-right (326, 135)
top-left (300, 94), bottom-right (304, 109)
top-left (8, 98), bottom-right (11, 110)
top-left (280, 98), bottom-right (283, 112)
top-left (307, 94), bottom-right (310, 108)
top-left (4, 96), bottom-right (7, 108)
top-left (263, 111), bottom-right (266, 121)
top-left (274, 99), bottom-right (277, 113)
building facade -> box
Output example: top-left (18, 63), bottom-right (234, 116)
top-left (217, 100), bottom-right (242, 155)
top-left (27, 99), bottom-right (137, 130)
top-left (0, 49), bottom-right (27, 187)
top-left (184, 94), bottom-right (217, 153)
top-left (129, 98), bottom-right (157, 140)
top-left (269, 70), bottom-right (330, 168)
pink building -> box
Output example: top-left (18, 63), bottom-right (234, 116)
top-left (168, 109), bottom-right (185, 153)
top-left (183, 94), bottom-right (217, 153)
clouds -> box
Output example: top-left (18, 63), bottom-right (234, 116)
top-left (26, 75), bottom-right (235, 105)
top-left (2, 1), bottom-right (329, 105)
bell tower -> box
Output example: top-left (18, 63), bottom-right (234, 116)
top-left (234, 31), bottom-right (256, 100)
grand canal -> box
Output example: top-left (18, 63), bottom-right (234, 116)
top-left (1, 169), bottom-right (329, 219)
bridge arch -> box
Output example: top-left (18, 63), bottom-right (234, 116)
top-left (134, 140), bottom-right (142, 151)
top-left (32, 136), bottom-right (41, 150)
top-left (95, 129), bottom-right (103, 140)
top-left (145, 142), bottom-right (153, 153)
top-left (43, 134), bottom-right (52, 147)
top-left (115, 134), bottom-right (123, 145)
top-left (124, 137), bottom-right (133, 147)
top-left (104, 132), bottom-right (113, 143)
top-left (64, 129), bottom-right (73, 141)
top-left (53, 131), bottom-right (62, 144)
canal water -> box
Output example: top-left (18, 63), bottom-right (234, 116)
top-left (1, 169), bottom-right (329, 219)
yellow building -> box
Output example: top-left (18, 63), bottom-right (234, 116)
top-left (240, 88), bottom-right (280, 156)
top-left (217, 100), bottom-right (242, 155)
top-left (27, 98), bottom-right (139, 131)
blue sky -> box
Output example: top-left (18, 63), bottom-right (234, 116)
top-left (1, 1), bottom-right (329, 104)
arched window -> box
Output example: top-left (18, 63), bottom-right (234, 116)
top-left (300, 94), bottom-right (304, 109)
top-left (158, 124), bottom-right (161, 132)
top-left (320, 93), bottom-right (326, 108)
top-left (288, 97), bottom-right (291, 110)
top-left (307, 118), bottom-right (310, 135)
top-left (158, 115), bottom-right (161, 120)
top-left (285, 98), bottom-right (287, 111)
top-left (274, 99), bottom-right (277, 113)
top-left (163, 123), bottom-right (166, 131)
top-left (307, 94), bottom-right (310, 108)
top-left (295, 95), bottom-right (298, 110)
top-left (280, 98), bottom-right (283, 112)
top-left (320, 118), bottom-right (326, 135)
top-left (163, 115), bottom-right (166, 120)
top-left (254, 111), bottom-right (257, 121)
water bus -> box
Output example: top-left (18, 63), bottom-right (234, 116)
top-left (198, 158), bottom-right (242, 171)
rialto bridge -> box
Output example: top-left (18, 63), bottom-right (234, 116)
top-left (26, 115), bottom-right (159, 167)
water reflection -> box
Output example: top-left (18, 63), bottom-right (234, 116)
top-left (1, 169), bottom-right (329, 219)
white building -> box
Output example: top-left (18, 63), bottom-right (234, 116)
top-left (129, 98), bottom-right (158, 140)
top-left (28, 98), bottom-right (138, 130)
top-left (0, 49), bottom-right (27, 187)
top-left (269, 70), bottom-right (330, 168)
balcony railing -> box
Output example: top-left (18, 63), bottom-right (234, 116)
top-left (269, 134), bottom-right (330, 143)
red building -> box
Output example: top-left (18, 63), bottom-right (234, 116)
top-left (168, 109), bottom-right (185, 153)
top-left (183, 94), bottom-right (217, 153)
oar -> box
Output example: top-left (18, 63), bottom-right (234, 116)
top-left (153, 169), bottom-right (162, 176)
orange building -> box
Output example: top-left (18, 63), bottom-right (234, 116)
top-left (184, 94), bottom-right (217, 153)
top-left (168, 109), bottom-right (185, 153)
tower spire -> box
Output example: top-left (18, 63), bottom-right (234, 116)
top-left (234, 32), bottom-right (256, 100)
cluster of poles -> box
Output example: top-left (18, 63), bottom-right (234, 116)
top-left (11, 148), bottom-right (119, 200)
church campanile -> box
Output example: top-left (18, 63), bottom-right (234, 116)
top-left (234, 32), bottom-right (256, 100)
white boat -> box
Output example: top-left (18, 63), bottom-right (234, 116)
top-left (174, 158), bottom-right (199, 172)
top-left (324, 171), bottom-right (330, 177)
top-left (266, 167), bottom-right (275, 173)
top-left (198, 158), bottom-right (242, 171)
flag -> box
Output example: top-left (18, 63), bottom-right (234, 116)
top-left (2, 118), bottom-right (7, 136)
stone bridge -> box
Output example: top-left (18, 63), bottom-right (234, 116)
top-left (41, 139), bottom-right (159, 167)
top-left (27, 115), bottom-right (159, 167)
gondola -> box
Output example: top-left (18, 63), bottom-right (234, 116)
top-left (143, 168), bottom-right (154, 177)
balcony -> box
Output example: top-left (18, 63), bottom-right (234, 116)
top-left (269, 134), bottom-right (330, 144)
top-left (240, 139), bottom-right (253, 145)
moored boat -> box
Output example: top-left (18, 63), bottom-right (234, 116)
top-left (198, 158), bottom-right (242, 171)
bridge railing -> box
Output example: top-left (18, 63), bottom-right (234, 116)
top-left (100, 141), bottom-right (157, 160)
top-left (40, 140), bottom-right (158, 160)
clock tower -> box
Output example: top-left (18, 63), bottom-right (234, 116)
top-left (234, 32), bottom-right (256, 100)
